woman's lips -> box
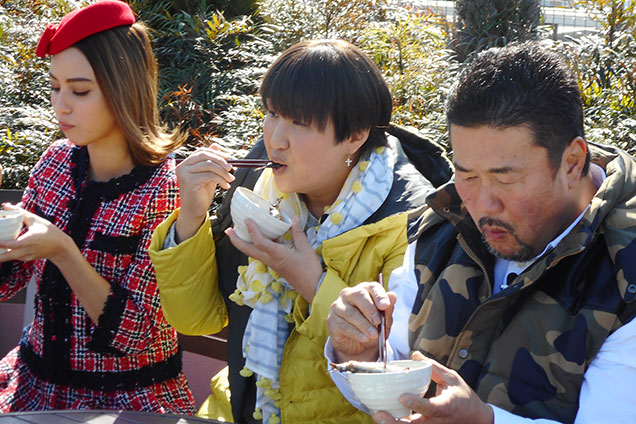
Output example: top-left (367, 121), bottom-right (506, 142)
top-left (269, 157), bottom-right (286, 173)
top-left (272, 164), bottom-right (287, 174)
top-left (59, 123), bottom-right (74, 131)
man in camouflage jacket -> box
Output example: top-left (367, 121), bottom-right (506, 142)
top-left (327, 42), bottom-right (636, 424)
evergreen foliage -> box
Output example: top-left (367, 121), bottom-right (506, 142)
top-left (0, 0), bottom-right (634, 188)
top-left (0, 0), bottom-right (79, 188)
top-left (452, 0), bottom-right (541, 61)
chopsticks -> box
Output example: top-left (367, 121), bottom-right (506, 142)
top-left (175, 157), bottom-right (281, 168)
top-left (378, 273), bottom-right (388, 369)
top-left (227, 159), bottom-right (281, 169)
top-left (174, 136), bottom-right (281, 168)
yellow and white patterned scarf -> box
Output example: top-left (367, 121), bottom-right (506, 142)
top-left (229, 146), bottom-right (394, 423)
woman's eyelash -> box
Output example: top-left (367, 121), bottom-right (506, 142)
top-left (49, 85), bottom-right (89, 95)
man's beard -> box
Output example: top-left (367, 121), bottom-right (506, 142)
top-left (478, 216), bottom-right (538, 262)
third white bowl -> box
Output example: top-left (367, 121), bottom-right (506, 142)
top-left (347, 359), bottom-right (432, 418)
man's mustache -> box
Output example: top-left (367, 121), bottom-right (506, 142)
top-left (478, 216), bottom-right (515, 233)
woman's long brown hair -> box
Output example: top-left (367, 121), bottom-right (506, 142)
top-left (75, 23), bottom-right (185, 165)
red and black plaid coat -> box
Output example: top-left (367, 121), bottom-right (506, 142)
top-left (0, 140), bottom-right (195, 414)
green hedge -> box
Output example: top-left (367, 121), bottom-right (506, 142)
top-left (1, 0), bottom-right (635, 188)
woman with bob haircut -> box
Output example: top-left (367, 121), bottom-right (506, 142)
top-left (0, 1), bottom-right (195, 414)
top-left (149, 39), bottom-right (452, 423)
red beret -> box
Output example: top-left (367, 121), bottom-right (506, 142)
top-left (35, 1), bottom-right (136, 58)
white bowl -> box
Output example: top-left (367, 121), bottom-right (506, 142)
top-left (230, 187), bottom-right (292, 242)
top-left (0, 209), bottom-right (23, 253)
top-left (347, 360), bottom-right (432, 418)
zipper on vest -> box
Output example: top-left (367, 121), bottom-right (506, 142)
top-left (444, 234), bottom-right (496, 368)
top-left (457, 234), bottom-right (493, 296)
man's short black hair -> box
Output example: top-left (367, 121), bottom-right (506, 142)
top-left (446, 41), bottom-right (589, 175)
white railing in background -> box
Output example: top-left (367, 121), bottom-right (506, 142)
top-left (400, 0), bottom-right (602, 38)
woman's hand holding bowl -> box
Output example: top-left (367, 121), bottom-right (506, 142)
top-left (0, 204), bottom-right (72, 265)
top-left (226, 216), bottom-right (324, 303)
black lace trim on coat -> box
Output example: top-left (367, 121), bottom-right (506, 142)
top-left (19, 342), bottom-right (183, 391)
top-left (69, 146), bottom-right (158, 204)
top-left (87, 282), bottom-right (129, 356)
top-left (89, 232), bottom-right (141, 255)
top-left (38, 261), bottom-right (73, 379)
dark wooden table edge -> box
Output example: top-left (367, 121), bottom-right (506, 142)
top-left (0, 409), bottom-right (228, 423)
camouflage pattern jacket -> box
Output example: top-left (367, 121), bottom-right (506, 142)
top-left (408, 143), bottom-right (636, 423)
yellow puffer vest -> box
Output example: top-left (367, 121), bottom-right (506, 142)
top-left (151, 203), bottom-right (411, 423)
top-left (279, 213), bottom-right (408, 423)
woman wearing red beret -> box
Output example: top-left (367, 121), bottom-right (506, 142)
top-left (0, 1), bottom-right (195, 414)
